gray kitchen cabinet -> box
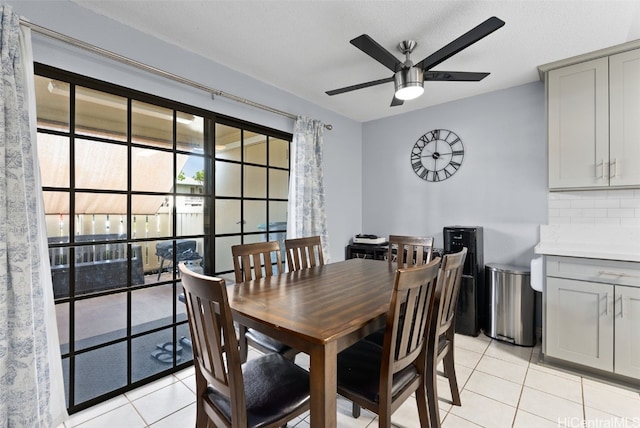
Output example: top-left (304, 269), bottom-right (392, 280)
top-left (615, 285), bottom-right (640, 379)
top-left (609, 49), bottom-right (640, 187)
top-left (544, 46), bottom-right (640, 190)
top-left (547, 57), bottom-right (609, 189)
top-left (545, 256), bottom-right (640, 380)
top-left (546, 276), bottom-right (613, 371)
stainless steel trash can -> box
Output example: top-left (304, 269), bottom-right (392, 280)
top-left (485, 264), bottom-right (535, 346)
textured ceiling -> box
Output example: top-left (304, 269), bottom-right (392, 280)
top-left (71, 0), bottom-right (640, 123)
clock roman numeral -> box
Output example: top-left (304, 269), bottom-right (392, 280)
top-left (430, 129), bottom-right (440, 140)
top-left (412, 161), bottom-right (423, 171)
top-left (419, 169), bottom-right (428, 180)
top-left (418, 135), bottom-right (430, 144)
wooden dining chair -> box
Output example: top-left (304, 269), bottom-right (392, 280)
top-left (178, 263), bottom-right (310, 428)
top-left (356, 234), bottom-right (436, 364)
top-left (284, 236), bottom-right (324, 271)
top-left (388, 234), bottom-right (434, 267)
top-left (231, 241), bottom-right (298, 362)
top-left (336, 258), bottom-right (441, 428)
top-left (426, 247), bottom-right (468, 428)
top-left (232, 241), bottom-right (284, 281)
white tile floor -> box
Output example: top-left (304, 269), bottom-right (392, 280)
top-left (59, 333), bottom-right (640, 427)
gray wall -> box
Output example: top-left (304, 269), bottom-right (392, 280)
top-left (361, 82), bottom-right (548, 266)
top-left (9, 0), bottom-right (363, 262)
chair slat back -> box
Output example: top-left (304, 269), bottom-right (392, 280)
top-left (284, 236), bottom-right (325, 271)
top-left (231, 241), bottom-right (283, 283)
top-left (432, 248), bottom-right (467, 338)
top-left (388, 235), bottom-right (434, 268)
top-left (179, 263), bottom-right (247, 427)
top-left (382, 257), bottom-right (440, 375)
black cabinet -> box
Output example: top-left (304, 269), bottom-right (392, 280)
top-left (346, 243), bottom-right (388, 260)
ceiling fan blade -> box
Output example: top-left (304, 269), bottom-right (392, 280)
top-left (424, 71), bottom-right (490, 81)
top-left (390, 96), bottom-right (404, 107)
top-left (416, 16), bottom-right (505, 71)
top-left (350, 34), bottom-right (403, 72)
top-left (326, 76), bottom-right (394, 96)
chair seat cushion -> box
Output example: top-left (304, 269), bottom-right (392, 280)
top-left (337, 339), bottom-right (418, 403)
top-left (205, 353), bottom-right (309, 428)
top-left (246, 328), bottom-right (294, 354)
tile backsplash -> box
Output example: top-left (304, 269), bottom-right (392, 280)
top-left (548, 189), bottom-right (640, 225)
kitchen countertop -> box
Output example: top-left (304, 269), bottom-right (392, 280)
top-left (535, 224), bottom-right (640, 262)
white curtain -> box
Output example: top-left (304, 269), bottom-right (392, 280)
top-left (0, 5), bottom-right (68, 427)
top-left (287, 116), bottom-right (330, 260)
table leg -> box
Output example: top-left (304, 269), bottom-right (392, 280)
top-left (309, 341), bottom-right (337, 428)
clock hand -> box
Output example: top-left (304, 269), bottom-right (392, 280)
top-left (422, 151), bottom-right (452, 160)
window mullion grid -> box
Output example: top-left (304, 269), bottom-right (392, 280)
top-left (36, 65), bottom-right (292, 412)
top-left (126, 97), bottom-right (133, 387)
top-left (265, 135), bottom-right (273, 268)
top-left (171, 109), bottom-right (178, 364)
top-left (68, 82), bottom-right (77, 409)
top-left (240, 129), bottom-right (245, 244)
top-left (205, 117), bottom-right (214, 276)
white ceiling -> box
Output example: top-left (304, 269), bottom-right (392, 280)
top-left (71, 0), bottom-right (640, 123)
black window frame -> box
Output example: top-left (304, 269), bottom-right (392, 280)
top-left (35, 63), bottom-right (292, 413)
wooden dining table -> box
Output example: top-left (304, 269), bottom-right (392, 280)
top-left (227, 257), bottom-right (397, 427)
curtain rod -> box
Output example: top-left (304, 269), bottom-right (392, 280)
top-left (19, 18), bottom-right (333, 131)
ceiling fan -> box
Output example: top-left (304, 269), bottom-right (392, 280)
top-left (326, 16), bottom-right (505, 106)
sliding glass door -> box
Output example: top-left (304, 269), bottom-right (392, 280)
top-left (35, 64), bottom-right (291, 413)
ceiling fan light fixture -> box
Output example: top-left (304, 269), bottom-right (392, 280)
top-left (394, 67), bottom-right (424, 101)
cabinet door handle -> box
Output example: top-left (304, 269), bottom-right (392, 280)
top-left (596, 161), bottom-right (605, 179)
top-left (619, 295), bottom-right (624, 319)
top-left (605, 292), bottom-right (609, 316)
top-left (598, 270), bottom-right (640, 279)
top-left (610, 158), bottom-right (617, 178)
